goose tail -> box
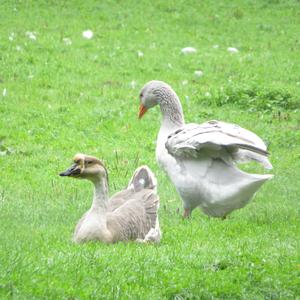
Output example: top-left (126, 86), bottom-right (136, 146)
top-left (127, 165), bottom-right (157, 193)
top-left (128, 166), bottom-right (161, 243)
top-left (233, 149), bottom-right (273, 170)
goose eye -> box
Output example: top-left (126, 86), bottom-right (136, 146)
top-left (86, 161), bottom-right (92, 165)
top-left (140, 93), bottom-right (143, 98)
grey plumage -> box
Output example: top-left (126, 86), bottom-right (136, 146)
top-left (166, 121), bottom-right (272, 169)
top-left (106, 190), bottom-right (159, 242)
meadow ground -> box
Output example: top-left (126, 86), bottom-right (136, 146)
top-left (0, 0), bottom-right (300, 299)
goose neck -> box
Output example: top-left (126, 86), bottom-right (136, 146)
top-left (91, 176), bottom-right (109, 210)
top-left (157, 88), bottom-right (185, 129)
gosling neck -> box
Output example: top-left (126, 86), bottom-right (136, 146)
top-left (156, 87), bottom-right (185, 131)
top-left (90, 175), bottom-right (109, 210)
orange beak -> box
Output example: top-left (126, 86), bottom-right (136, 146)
top-left (138, 104), bottom-right (148, 119)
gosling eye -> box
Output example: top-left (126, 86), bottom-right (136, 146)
top-left (139, 92), bottom-right (143, 98)
top-left (86, 161), bottom-right (92, 165)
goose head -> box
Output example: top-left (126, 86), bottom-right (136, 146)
top-left (138, 80), bottom-right (175, 118)
top-left (138, 81), bottom-right (185, 128)
top-left (59, 153), bottom-right (107, 182)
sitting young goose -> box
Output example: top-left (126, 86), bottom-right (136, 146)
top-left (138, 80), bottom-right (273, 218)
top-left (59, 153), bottom-right (161, 243)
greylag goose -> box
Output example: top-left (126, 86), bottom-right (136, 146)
top-left (138, 80), bottom-right (273, 218)
top-left (59, 153), bottom-right (161, 243)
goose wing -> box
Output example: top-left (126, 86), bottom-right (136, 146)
top-left (166, 120), bottom-right (272, 169)
top-left (107, 165), bottom-right (158, 212)
top-left (107, 189), bottom-right (135, 212)
top-left (106, 189), bottom-right (159, 241)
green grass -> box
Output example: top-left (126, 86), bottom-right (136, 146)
top-left (1, 0), bottom-right (300, 299)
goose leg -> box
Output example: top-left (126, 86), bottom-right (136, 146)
top-left (183, 208), bottom-right (191, 218)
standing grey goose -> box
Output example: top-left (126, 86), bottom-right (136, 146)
top-left (138, 80), bottom-right (273, 218)
top-left (60, 153), bottom-right (161, 243)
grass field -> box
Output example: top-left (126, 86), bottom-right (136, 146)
top-left (1, 0), bottom-right (300, 299)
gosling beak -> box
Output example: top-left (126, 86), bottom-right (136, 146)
top-left (138, 104), bottom-right (148, 119)
top-left (59, 164), bottom-right (81, 177)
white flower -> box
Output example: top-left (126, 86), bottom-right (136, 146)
top-left (194, 70), bottom-right (204, 77)
top-left (9, 33), bottom-right (15, 41)
top-left (213, 44), bottom-right (219, 49)
top-left (227, 47), bottom-right (239, 53)
top-left (137, 51), bottom-right (144, 57)
top-left (63, 38), bottom-right (72, 45)
top-left (167, 63), bottom-right (173, 69)
top-left (181, 47), bottom-right (197, 54)
top-left (205, 92), bottom-right (211, 97)
top-left (181, 80), bottom-right (188, 85)
top-left (26, 31), bottom-right (36, 40)
top-left (16, 45), bottom-right (22, 51)
top-left (3, 88), bottom-right (7, 97)
top-left (130, 81), bottom-right (136, 89)
top-left (82, 30), bottom-right (94, 39)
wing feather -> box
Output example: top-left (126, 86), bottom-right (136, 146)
top-left (106, 190), bottom-right (159, 241)
top-left (166, 120), bottom-right (272, 168)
